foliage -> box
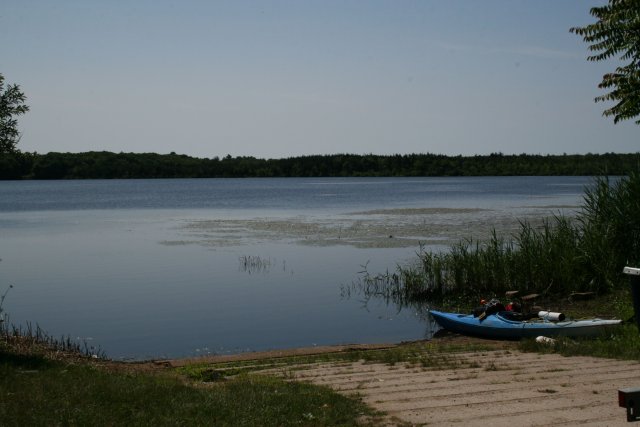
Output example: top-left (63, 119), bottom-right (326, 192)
top-left (571, 0), bottom-right (640, 124)
top-left (1, 151), bottom-right (639, 180)
top-left (0, 74), bottom-right (29, 153)
top-left (0, 152), bottom-right (34, 179)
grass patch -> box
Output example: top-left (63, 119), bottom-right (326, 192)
top-left (519, 322), bottom-right (640, 361)
top-left (0, 340), bottom-right (376, 426)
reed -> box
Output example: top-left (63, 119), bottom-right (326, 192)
top-left (238, 255), bottom-right (272, 274)
top-left (1, 286), bottom-right (105, 360)
top-left (1, 320), bottom-right (106, 360)
top-left (356, 172), bottom-right (640, 305)
top-left (0, 284), bottom-right (12, 326)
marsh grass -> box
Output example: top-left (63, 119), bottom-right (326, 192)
top-left (239, 255), bottom-right (273, 274)
top-left (0, 284), bottom-right (12, 324)
top-left (394, 216), bottom-right (610, 300)
top-left (1, 320), bottom-right (105, 359)
top-left (351, 173), bottom-right (640, 306)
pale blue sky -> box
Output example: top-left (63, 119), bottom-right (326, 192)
top-left (2, 0), bottom-right (637, 158)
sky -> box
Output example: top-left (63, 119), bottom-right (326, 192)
top-left (1, 0), bottom-right (637, 159)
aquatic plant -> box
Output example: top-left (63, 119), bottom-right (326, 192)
top-left (238, 255), bottom-right (272, 274)
top-left (0, 284), bottom-right (13, 329)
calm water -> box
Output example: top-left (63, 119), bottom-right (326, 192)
top-left (0, 177), bottom-right (591, 360)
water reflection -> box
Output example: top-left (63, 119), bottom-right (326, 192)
top-left (238, 255), bottom-right (273, 274)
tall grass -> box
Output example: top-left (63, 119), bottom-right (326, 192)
top-left (0, 284), bottom-right (12, 325)
top-left (578, 174), bottom-right (640, 289)
top-left (356, 172), bottom-right (640, 304)
top-left (1, 321), bottom-right (106, 359)
top-left (1, 285), bottom-right (105, 359)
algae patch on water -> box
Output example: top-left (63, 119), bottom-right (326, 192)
top-left (159, 205), bottom-right (577, 249)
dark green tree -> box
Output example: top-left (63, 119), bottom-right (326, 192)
top-left (570, 0), bottom-right (640, 124)
top-left (0, 73), bottom-right (30, 153)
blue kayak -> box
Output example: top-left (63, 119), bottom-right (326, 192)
top-left (429, 310), bottom-right (621, 340)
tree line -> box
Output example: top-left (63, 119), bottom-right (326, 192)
top-left (0, 150), bottom-right (638, 180)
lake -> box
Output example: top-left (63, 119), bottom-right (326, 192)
top-left (0, 176), bottom-right (591, 360)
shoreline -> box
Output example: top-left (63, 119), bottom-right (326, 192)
top-left (159, 334), bottom-right (517, 368)
top-left (162, 342), bottom-right (400, 368)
